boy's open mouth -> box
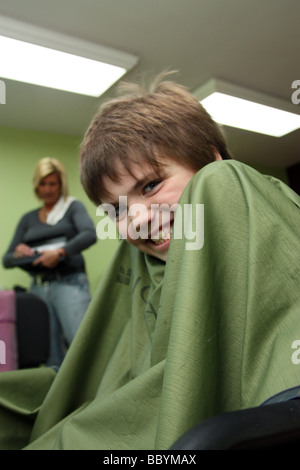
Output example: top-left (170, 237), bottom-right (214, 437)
top-left (150, 221), bottom-right (173, 245)
top-left (151, 228), bottom-right (171, 245)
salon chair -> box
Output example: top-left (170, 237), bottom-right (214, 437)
top-left (16, 291), bottom-right (50, 368)
top-left (170, 387), bottom-right (300, 450)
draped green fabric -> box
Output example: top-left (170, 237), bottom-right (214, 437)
top-left (0, 160), bottom-right (299, 450)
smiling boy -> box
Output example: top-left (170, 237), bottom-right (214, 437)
top-left (79, 73), bottom-right (226, 261)
top-left (99, 159), bottom-right (202, 260)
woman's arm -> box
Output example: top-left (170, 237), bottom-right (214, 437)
top-left (60, 200), bottom-right (97, 257)
top-left (2, 214), bottom-right (33, 268)
top-left (32, 201), bottom-right (96, 268)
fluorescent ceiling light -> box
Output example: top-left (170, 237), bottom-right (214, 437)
top-left (0, 35), bottom-right (127, 97)
top-left (193, 79), bottom-right (300, 137)
top-left (0, 16), bottom-right (138, 97)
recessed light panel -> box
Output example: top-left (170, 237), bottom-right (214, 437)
top-left (0, 16), bottom-right (138, 97)
top-left (194, 79), bottom-right (300, 137)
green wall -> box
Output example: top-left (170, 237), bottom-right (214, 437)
top-left (0, 126), bottom-right (119, 294)
top-left (0, 126), bottom-right (288, 294)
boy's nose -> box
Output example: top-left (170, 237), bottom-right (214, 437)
top-left (127, 203), bottom-right (153, 240)
top-left (128, 204), bottom-right (174, 240)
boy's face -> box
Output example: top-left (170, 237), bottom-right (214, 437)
top-left (101, 158), bottom-right (196, 262)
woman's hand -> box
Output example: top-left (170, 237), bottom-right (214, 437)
top-left (32, 250), bottom-right (62, 269)
top-left (14, 243), bottom-right (35, 258)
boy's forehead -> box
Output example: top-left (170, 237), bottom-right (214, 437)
top-left (101, 161), bottom-right (160, 203)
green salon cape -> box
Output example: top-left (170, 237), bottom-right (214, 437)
top-left (0, 160), bottom-right (300, 450)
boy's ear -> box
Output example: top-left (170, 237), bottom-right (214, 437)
top-left (210, 145), bottom-right (222, 161)
top-left (214, 151), bottom-right (222, 161)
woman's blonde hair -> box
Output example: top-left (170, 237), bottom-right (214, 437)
top-left (32, 157), bottom-right (68, 199)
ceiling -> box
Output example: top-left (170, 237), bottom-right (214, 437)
top-left (0, 0), bottom-right (299, 169)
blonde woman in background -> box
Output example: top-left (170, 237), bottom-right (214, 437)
top-left (3, 158), bottom-right (97, 367)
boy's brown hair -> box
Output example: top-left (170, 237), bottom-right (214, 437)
top-left (79, 72), bottom-right (232, 205)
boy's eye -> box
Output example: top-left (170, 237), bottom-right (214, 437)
top-left (143, 180), bottom-right (162, 194)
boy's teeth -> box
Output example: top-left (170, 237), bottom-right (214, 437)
top-left (151, 229), bottom-right (171, 245)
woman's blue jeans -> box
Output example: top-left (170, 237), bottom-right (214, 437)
top-left (30, 272), bottom-right (91, 368)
